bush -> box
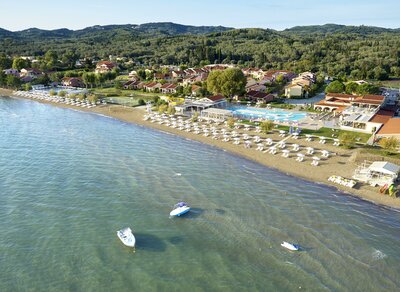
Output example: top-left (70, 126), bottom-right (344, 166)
top-left (138, 99), bottom-right (146, 106)
top-left (58, 90), bottom-right (67, 97)
top-left (260, 120), bottom-right (274, 133)
top-left (339, 132), bottom-right (357, 149)
top-left (379, 137), bottom-right (399, 154)
top-left (227, 117), bottom-right (236, 129)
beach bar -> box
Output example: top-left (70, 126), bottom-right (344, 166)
top-left (353, 161), bottom-right (400, 186)
top-left (201, 108), bottom-right (233, 121)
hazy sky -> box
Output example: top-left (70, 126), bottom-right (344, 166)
top-left (1, 0), bottom-right (399, 31)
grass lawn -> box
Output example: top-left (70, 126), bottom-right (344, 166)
top-left (239, 120), bottom-right (371, 144)
top-left (374, 79), bottom-right (400, 89)
top-left (274, 126), bottom-right (371, 143)
top-left (360, 147), bottom-right (400, 160)
top-left (90, 88), bottom-right (161, 107)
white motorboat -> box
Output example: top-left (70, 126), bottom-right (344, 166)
top-left (170, 202), bottom-right (191, 217)
top-left (281, 241), bottom-right (299, 251)
top-left (117, 227), bottom-right (136, 247)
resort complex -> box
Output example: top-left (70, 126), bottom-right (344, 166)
top-left (1, 10), bottom-right (400, 290)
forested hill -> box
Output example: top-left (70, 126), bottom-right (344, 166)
top-left (283, 24), bottom-right (400, 35)
top-left (0, 22), bottom-right (233, 39)
top-left (1, 23), bottom-right (400, 80)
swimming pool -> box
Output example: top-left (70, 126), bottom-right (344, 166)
top-left (227, 106), bottom-right (307, 122)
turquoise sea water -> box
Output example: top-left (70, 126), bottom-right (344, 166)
top-left (1, 96), bottom-right (400, 291)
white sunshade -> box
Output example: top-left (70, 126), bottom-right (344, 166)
top-left (368, 162), bottom-right (400, 175)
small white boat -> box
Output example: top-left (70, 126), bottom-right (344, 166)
top-left (117, 227), bottom-right (136, 247)
top-left (281, 241), bottom-right (299, 251)
top-left (170, 202), bottom-right (191, 217)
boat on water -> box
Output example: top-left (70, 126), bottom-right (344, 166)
top-left (117, 227), bottom-right (136, 247)
top-left (170, 202), bottom-right (191, 217)
top-left (281, 241), bottom-right (299, 251)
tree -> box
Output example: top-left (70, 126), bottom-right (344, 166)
top-left (356, 83), bottom-right (380, 95)
top-left (207, 68), bottom-right (246, 98)
top-left (345, 82), bottom-right (359, 94)
top-left (12, 58), bottom-right (30, 70)
top-left (220, 68), bottom-right (246, 98)
top-left (260, 120), bottom-right (274, 133)
top-left (95, 73), bottom-right (106, 87)
top-left (339, 132), bottom-right (357, 149)
top-left (82, 72), bottom-right (96, 88)
top-left (0, 71), bottom-right (6, 87)
top-left (24, 83), bottom-right (32, 91)
top-left (325, 80), bottom-right (345, 93)
top-left (0, 53), bottom-right (12, 70)
top-left (6, 74), bottom-right (21, 88)
top-left (379, 137), bottom-right (399, 154)
top-left (275, 74), bottom-right (285, 84)
top-left (44, 50), bottom-right (58, 69)
top-left (61, 50), bottom-right (79, 68)
top-left (137, 69), bottom-right (146, 80)
top-left (373, 67), bottom-right (388, 81)
top-left (206, 70), bottom-right (223, 94)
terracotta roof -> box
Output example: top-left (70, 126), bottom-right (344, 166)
top-left (208, 95), bottom-right (225, 102)
top-left (96, 61), bottom-right (116, 69)
top-left (354, 99), bottom-right (382, 105)
top-left (326, 93), bottom-right (356, 99)
top-left (360, 94), bottom-right (384, 101)
top-left (314, 100), bottom-right (349, 108)
top-left (369, 109), bottom-right (395, 124)
top-left (191, 85), bottom-right (201, 91)
top-left (145, 82), bottom-right (159, 87)
top-left (377, 118), bottom-right (400, 135)
top-left (246, 90), bottom-right (266, 98)
top-left (160, 83), bottom-right (177, 89)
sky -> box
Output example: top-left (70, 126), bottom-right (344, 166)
top-left (1, 0), bottom-right (399, 31)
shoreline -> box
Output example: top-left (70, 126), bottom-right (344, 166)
top-left (3, 91), bottom-right (400, 210)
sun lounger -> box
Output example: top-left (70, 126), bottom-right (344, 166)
top-left (296, 153), bottom-right (304, 162)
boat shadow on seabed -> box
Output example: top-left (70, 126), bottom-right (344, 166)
top-left (134, 233), bottom-right (167, 252)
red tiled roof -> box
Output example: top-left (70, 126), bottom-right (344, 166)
top-left (326, 93), bottom-right (356, 99)
top-left (377, 118), bottom-right (400, 135)
top-left (360, 94), bottom-right (384, 101)
top-left (160, 83), bottom-right (177, 89)
top-left (369, 109), bottom-right (395, 123)
top-left (208, 95), bottom-right (225, 101)
top-left (246, 90), bottom-right (269, 99)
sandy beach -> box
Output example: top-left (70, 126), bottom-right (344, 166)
top-left (4, 92), bottom-right (400, 209)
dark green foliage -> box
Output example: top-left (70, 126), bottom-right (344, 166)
top-left (345, 82), bottom-right (359, 94)
top-left (356, 83), bottom-right (380, 95)
top-left (0, 23), bottom-right (399, 82)
top-left (325, 80), bottom-right (345, 93)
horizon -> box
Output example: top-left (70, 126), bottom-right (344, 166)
top-left (1, 21), bottom-right (400, 33)
top-left (1, 0), bottom-right (399, 31)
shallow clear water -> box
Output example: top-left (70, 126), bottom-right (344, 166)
top-left (228, 106), bottom-right (307, 122)
top-left (1, 97), bottom-right (399, 291)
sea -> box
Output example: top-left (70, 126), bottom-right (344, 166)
top-left (1, 96), bottom-right (400, 291)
